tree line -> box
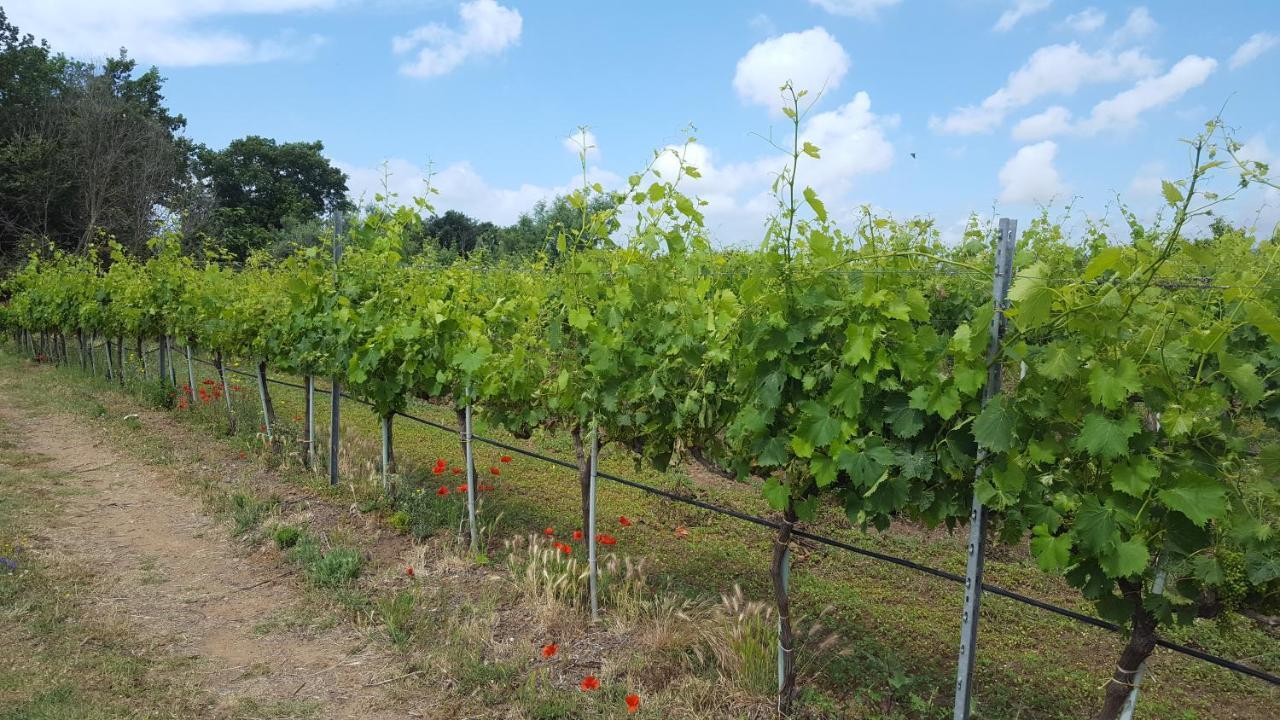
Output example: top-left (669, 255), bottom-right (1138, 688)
top-left (0, 9), bottom-right (601, 267)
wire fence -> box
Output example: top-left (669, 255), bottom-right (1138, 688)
top-left (171, 348), bottom-right (1280, 688)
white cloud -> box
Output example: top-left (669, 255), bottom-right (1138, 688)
top-left (1077, 55), bottom-right (1216, 134)
top-left (1011, 106), bottom-right (1073, 141)
top-left (993, 0), bottom-right (1052, 33)
top-left (2, 0), bottom-right (333, 66)
top-left (393, 0), bottom-right (522, 78)
top-left (999, 141), bottom-right (1066, 205)
top-left (930, 43), bottom-right (1158, 134)
top-left (1110, 7), bottom-right (1157, 45)
top-left (1062, 7), bottom-right (1106, 34)
top-left (340, 157), bottom-right (620, 226)
top-left (748, 13), bottom-right (776, 35)
top-left (1229, 32), bottom-right (1278, 70)
top-left (1127, 161), bottom-right (1166, 202)
top-left (807, 0), bottom-right (902, 19)
top-left (563, 130), bottom-right (600, 160)
top-left (733, 28), bottom-right (851, 111)
top-left (1006, 55), bottom-right (1217, 140)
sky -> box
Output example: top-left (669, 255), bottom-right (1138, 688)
top-left (5, 0), bottom-right (1279, 245)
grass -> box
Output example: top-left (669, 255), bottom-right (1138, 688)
top-left (2, 347), bottom-right (1278, 719)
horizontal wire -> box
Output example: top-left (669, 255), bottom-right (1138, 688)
top-left (168, 348), bottom-right (1280, 687)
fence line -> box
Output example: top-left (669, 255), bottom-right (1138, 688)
top-left (172, 350), bottom-right (1280, 688)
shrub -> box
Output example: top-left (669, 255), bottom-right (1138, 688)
top-left (273, 525), bottom-right (302, 549)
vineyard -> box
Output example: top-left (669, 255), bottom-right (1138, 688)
top-left (4, 114), bottom-right (1280, 720)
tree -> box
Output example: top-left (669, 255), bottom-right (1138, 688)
top-left (497, 194), bottom-right (618, 258)
top-left (422, 210), bottom-right (497, 257)
top-left (194, 136), bottom-right (350, 259)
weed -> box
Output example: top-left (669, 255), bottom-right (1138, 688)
top-left (376, 590), bottom-right (416, 646)
top-left (306, 547), bottom-right (362, 588)
top-left (229, 492), bottom-right (277, 536)
top-left (273, 525), bottom-right (302, 549)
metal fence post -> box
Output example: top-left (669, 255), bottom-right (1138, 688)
top-left (380, 414), bottom-right (393, 494)
top-left (464, 398), bottom-right (479, 552)
top-left (329, 378), bottom-right (340, 486)
top-left (953, 217), bottom-right (1017, 720)
top-left (587, 416), bottom-right (600, 621)
top-left (256, 361), bottom-right (273, 442)
top-left (185, 344), bottom-right (197, 402)
top-left (304, 375), bottom-right (315, 469)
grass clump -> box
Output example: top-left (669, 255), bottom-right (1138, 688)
top-left (273, 525), bottom-right (302, 549)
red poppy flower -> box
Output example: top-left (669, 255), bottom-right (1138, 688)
top-left (541, 643), bottom-right (558, 658)
top-left (202, 379), bottom-right (215, 385)
top-left (436, 486), bottom-right (449, 496)
top-left (405, 566), bottom-right (414, 577)
top-left (619, 516), bottom-right (632, 527)
top-left (452, 468), bottom-right (462, 475)
top-left (500, 455), bottom-right (512, 463)
top-left (580, 676), bottom-right (600, 691)
top-left (238, 451), bottom-right (247, 460)
top-left (572, 530), bottom-right (584, 541)
top-left (432, 466), bottom-right (445, 475)
top-left (479, 484), bottom-right (495, 492)
top-left (559, 544), bottom-right (572, 555)
top-left (543, 527), bottom-right (554, 537)
top-left (625, 694), bottom-right (640, 713)
top-left (457, 484), bottom-right (468, 494)
top-left (434, 458), bottom-right (446, 468)
top-left (597, 534), bottom-right (617, 546)
top-left (552, 541), bottom-right (564, 552)
top-left (489, 467), bottom-right (500, 476)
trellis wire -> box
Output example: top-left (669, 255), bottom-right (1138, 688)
top-left (169, 344), bottom-right (1280, 689)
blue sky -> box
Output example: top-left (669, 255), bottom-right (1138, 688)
top-left (7, 0), bottom-right (1279, 243)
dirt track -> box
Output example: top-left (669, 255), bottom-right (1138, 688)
top-left (0, 383), bottom-right (415, 719)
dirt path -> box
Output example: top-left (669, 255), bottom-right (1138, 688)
top-left (0, 393), bottom-right (414, 719)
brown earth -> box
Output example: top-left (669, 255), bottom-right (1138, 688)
top-left (0, 391), bottom-right (420, 719)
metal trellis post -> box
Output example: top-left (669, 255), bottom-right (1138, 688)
top-left (257, 362), bottom-right (273, 441)
top-left (464, 399), bottom-right (479, 552)
top-left (587, 417), bottom-right (600, 621)
top-left (185, 345), bottom-right (197, 402)
top-left (380, 414), bottom-right (393, 494)
top-left (952, 217), bottom-right (1017, 720)
top-left (304, 375), bottom-right (315, 469)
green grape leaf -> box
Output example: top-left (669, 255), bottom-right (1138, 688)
top-left (1110, 457), bottom-right (1158, 497)
top-left (1088, 358), bottom-right (1142, 410)
top-left (1157, 476), bottom-right (1227, 527)
top-left (1030, 527), bottom-right (1073, 572)
top-left (1075, 413), bottom-right (1140, 459)
top-left (973, 398), bottom-right (1015, 452)
top-left (1008, 262), bottom-right (1054, 328)
top-left (1100, 537), bottom-right (1149, 578)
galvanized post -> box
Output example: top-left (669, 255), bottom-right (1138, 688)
top-left (778, 546), bottom-right (791, 694)
top-left (587, 417), bottom-right (600, 621)
top-left (380, 414), bottom-right (393, 494)
top-left (952, 217), bottom-right (1018, 720)
top-left (304, 375), bottom-right (315, 469)
top-left (256, 362), bottom-right (273, 441)
top-left (185, 344), bottom-right (197, 403)
top-left (329, 378), bottom-right (340, 486)
top-left (464, 399), bottom-right (478, 552)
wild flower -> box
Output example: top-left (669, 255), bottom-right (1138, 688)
top-left (500, 455), bottom-right (512, 463)
top-left (541, 643), bottom-right (558, 658)
top-left (543, 527), bottom-right (555, 537)
top-left (619, 516), bottom-right (632, 527)
top-left (405, 566), bottom-right (414, 577)
top-left (436, 486), bottom-right (450, 496)
top-left (489, 466), bottom-right (500, 476)
top-left (580, 676), bottom-right (600, 691)
top-left (625, 694), bottom-right (641, 713)
top-left (597, 534), bottom-right (617, 546)
top-left (572, 530), bottom-right (584, 541)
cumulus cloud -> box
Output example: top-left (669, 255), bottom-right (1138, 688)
top-left (2, 0), bottom-right (333, 66)
top-left (340, 157), bottom-right (619, 226)
top-left (1062, 7), bottom-right (1106, 34)
top-left (999, 141), bottom-right (1066, 205)
top-left (1229, 32), bottom-right (1278, 70)
top-left (993, 0), bottom-right (1052, 33)
top-left (1077, 55), bottom-right (1216, 134)
top-left (1109, 7), bottom-right (1157, 45)
top-left (733, 28), bottom-right (850, 111)
top-left (393, 0), bottom-right (522, 78)
top-left (1007, 55), bottom-right (1216, 140)
top-left (562, 130), bottom-right (600, 160)
top-left (807, 0), bottom-right (902, 19)
top-left (930, 43), bottom-right (1158, 134)
top-left (1011, 106), bottom-right (1073, 141)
